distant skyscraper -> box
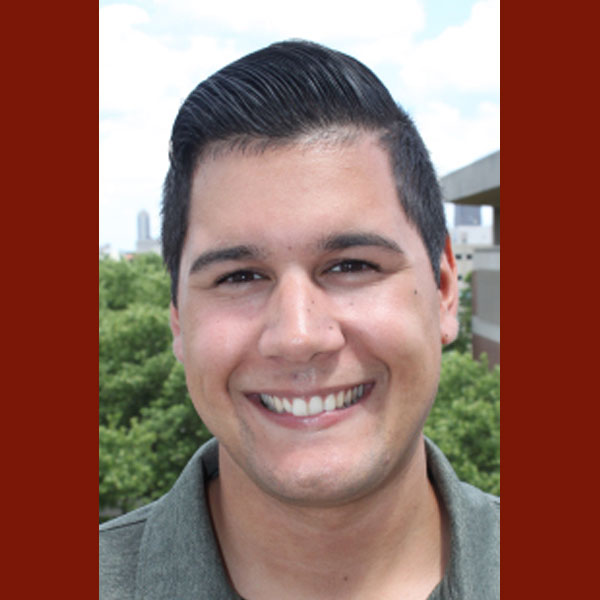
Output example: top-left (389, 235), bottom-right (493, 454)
top-left (137, 210), bottom-right (151, 241)
top-left (135, 210), bottom-right (161, 255)
top-left (454, 205), bottom-right (481, 227)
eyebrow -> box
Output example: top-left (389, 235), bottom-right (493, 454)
top-left (319, 232), bottom-right (404, 254)
top-left (188, 244), bottom-right (265, 275)
top-left (188, 232), bottom-right (403, 275)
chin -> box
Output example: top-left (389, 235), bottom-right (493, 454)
top-left (245, 446), bottom-right (393, 508)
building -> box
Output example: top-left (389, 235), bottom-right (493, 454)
top-left (137, 210), bottom-right (151, 241)
top-left (135, 210), bottom-right (161, 255)
top-left (441, 151), bottom-right (500, 367)
top-left (99, 243), bottom-right (120, 260)
top-left (454, 204), bottom-right (481, 226)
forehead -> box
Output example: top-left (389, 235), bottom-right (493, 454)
top-left (177, 133), bottom-right (433, 292)
top-left (187, 134), bottom-right (405, 234)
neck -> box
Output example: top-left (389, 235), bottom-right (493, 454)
top-left (208, 436), bottom-right (449, 600)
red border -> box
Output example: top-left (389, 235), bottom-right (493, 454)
top-left (500, 2), bottom-right (593, 595)
top-left (3, 4), bottom-right (99, 595)
top-left (5, 2), bottom-right (589, 596)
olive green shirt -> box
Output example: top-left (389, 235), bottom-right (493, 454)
top-left (99, 437), bottom-right (499, 599)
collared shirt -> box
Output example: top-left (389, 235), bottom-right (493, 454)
top-left (100, 437), bottom-right (499, 599)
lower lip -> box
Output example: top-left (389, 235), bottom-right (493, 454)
top-left (247, 383), bottom-right (375, 431)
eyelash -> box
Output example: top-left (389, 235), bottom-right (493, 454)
top-left (327, 259), bottom-right (380, 274)
top-left (214, 260), bottom-right (380, 286)
top-left (215, 270), bottom-right (265, 285)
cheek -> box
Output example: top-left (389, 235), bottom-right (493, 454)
top-left (341, 286), bottom-right (441, 368)
top-left (181, 318), bottom-right (252, 435)
top-left (343, 285), bottom-right (434, 335)
top-left (182, 313), bottom-right (252, 387)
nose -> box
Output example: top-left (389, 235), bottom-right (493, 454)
top-left (257, 271), bottom-right (345, 363)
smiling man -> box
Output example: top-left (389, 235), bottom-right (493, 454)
top-left (99, 41), bottom-right (499, 600)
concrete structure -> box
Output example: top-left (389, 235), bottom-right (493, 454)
top-left (452, 244), bottom-right (492, 292)
top-left (441, 150), bottom-right (500, 367)
top-left (450, 225), bottom-right (493, 247)
top-left (135, 210), bottom-right (161, 255)
top-left (136, 238), bottom-right (161, 254)
top-left (137, 210), bottom-right (151, 242)
top-left (441, 151), bottom-right (500, 245)
top-left (471, 248), bottom-right (500, 367)
top-left (454, 204), bottom-right (481, 226)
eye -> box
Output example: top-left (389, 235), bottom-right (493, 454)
top-left (215, 270), bottom-right (265, 285)
top-left (327, 259), bottom-right (380, 274)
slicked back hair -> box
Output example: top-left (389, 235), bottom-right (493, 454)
top-left (162, 40), bottom-right (447, 306)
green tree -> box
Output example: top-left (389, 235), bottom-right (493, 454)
top-left (99, 253), bottom-right (171, 311)
top-left (425, 350), bottom-right (500, 496)
top-left (99, 304), bottom-right (174, 427)
top-left (99, 256), bottom-right (211, 519)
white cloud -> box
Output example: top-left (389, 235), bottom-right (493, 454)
top-left (154, 0), bottom-right (426, 41)
top-left (99, 3), bottom-right (242, 250)
top-left (400, 0), bottom-right (499, 94)
top-left (99, 0), bottom-right (499, 250)
top-left (100, 4), bottom-right (240, 113)
top-left (414, 100), bottom-right (500, 175)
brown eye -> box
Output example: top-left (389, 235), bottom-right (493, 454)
top-left (216, 270), bottom-right (264, 285)
top-left (328, 260), bottom-right (379, 273)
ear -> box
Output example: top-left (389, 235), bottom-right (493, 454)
top-left (169, 302), bottom-right (185, 363)
top-left (438, 236), bottom-right (459, 345)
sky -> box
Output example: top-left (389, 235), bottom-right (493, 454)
top-left (99, 0), bottom-right (499, 253)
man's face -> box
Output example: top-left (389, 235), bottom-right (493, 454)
top-left (171, 133), bottom-right (458, 507)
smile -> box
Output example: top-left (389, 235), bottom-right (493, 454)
top-left (258, 383), bottom-right (371, 417)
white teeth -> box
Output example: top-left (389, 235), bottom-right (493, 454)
top-left (273, 396), bottom-right (283, 413)
top-left (324, 394), bottom-right (336, 411)
top-left (308, 396), bottom-right (323, 415)
top-left (292, 398), bottom-right (308, 417)
top-left (259, 384), bottom-right (368, 417)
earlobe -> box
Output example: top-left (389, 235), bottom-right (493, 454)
top-left (438, 236), bottom-right (459, 345)
top-left (170, 302), bottom-right (185, 363)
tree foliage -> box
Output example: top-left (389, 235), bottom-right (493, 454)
top-left (426, 350), bottom-right (500, 496)
top-left (99, 255), bottom-right (211, 518)
top-left (99, 255), bottom-right (499, 519)
top-left (443, 271), bottom-right (473, 355)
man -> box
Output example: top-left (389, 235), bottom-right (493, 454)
top-left (100, 40), bottom-right (499, 599)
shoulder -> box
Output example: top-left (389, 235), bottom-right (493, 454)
top-left (455, 480), bottom-right (500, 545)
top-left (99, 503), bottom-right (156, 600)
top-left (424, 436), bottom-right (499, 521)
top-left (424, 437), bottom-right (499, 599)
top-left (100, 501), bottom-right (155, 550)
top-left (99, 439), bottom-right (221, 600)
top-left (458, 479), bottom-right (500, 514)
